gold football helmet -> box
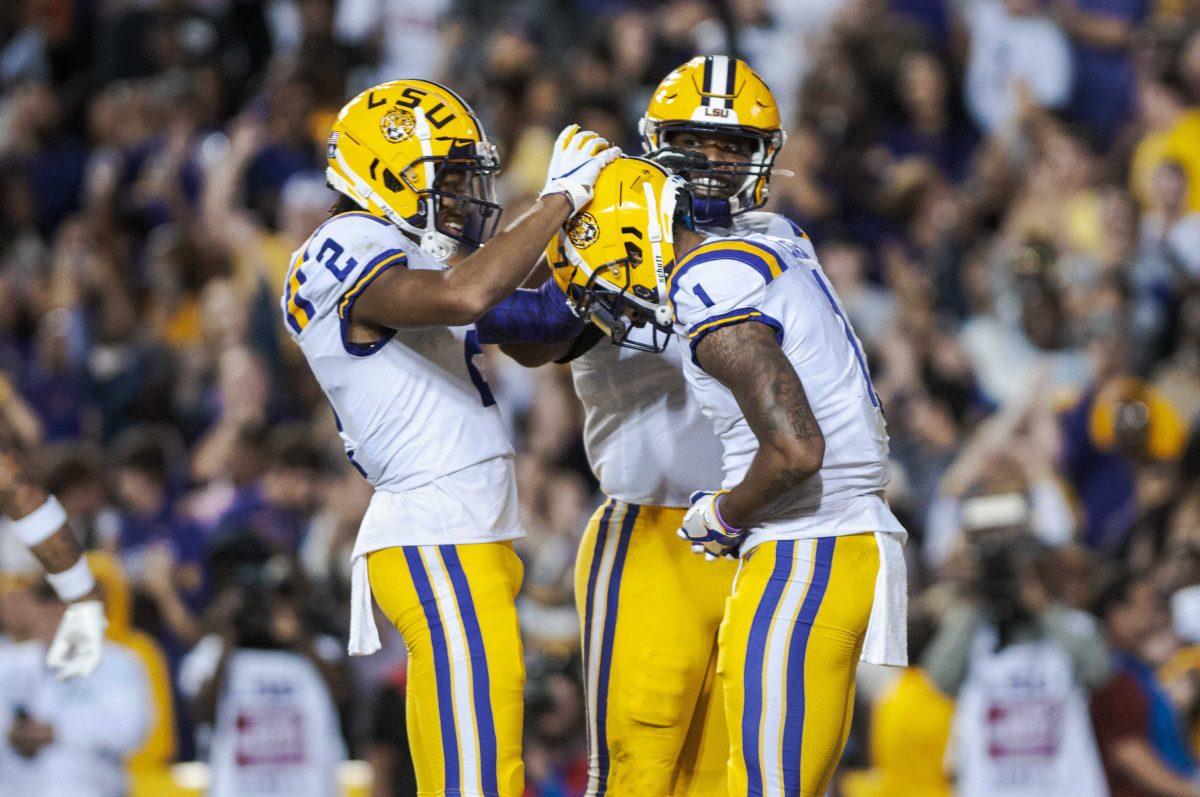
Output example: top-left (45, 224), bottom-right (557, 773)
top-left (640, 56), bottom-right (785, 220)
top-left (550, 156), bottom-right (693, 352)
top-left (325, 79), bottom-right (501, 260)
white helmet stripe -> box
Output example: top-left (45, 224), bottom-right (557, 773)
top-left (643, 181), bottom-right (666, 295)
top-left (708, 55), bottom-right (730, 110)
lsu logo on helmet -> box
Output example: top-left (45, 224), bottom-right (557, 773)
top-left (325, 79), bottom-right (502, 260)
top-left (551, 156), bottom-right (694, 353)
top-left (640, 56), bottom-right (785, 217)
top-left (380, 108), bottom-right (416, 143)
top-left (566, 212), bottom-right (599, 249)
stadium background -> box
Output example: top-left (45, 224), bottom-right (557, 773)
top-left (1, 0), bottom-right (1200, 794)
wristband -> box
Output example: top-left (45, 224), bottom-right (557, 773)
top-left (713, 493), bottom-right (743, 534)
top-left (10, 496), bottom-right (68, 548)
top-left (46, 556), bottom-right (96, 603)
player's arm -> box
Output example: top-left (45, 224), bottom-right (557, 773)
top-left (693, 322), bottom-right (825, 529)
top-left (353, 126), bottom-right (620, 330)
top-left (497, 324), bottom-right (605, 367)
top-left (0, 447), bottom-right (107, 679)
top-left (479, 254), bottom-right (586, 365)
top-left (351, 193), bottom-right (574, 328)
top-left (0, 449), bottom-right (96, 592)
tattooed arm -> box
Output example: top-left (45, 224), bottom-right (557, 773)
top-left (693, 322), bottom-right (824, 529)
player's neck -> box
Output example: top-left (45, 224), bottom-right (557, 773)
top-left (674, 226), bottom-right (707, 261)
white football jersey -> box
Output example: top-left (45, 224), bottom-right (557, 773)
top-left (282, 212), bottom-right (512, 495)
top-left (569, 212), bottom-right (799, 508)
top-left (668, 231), bottom-right (904, 550)
top-left (570, 325), bottom-right (723, 507)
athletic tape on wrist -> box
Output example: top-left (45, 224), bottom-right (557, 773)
top-left (10, 496), bottom-right (68, 548)
top-left (46, 557), bottom-right (95, 603)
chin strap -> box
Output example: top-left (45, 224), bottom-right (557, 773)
top-left (692, 196), bottom-right (733, 229)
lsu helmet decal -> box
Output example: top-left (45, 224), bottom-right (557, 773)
top-left (640, 56), bottom-right (785, 220)
top-left (550, 156), bottom-right (693, 353)
top-left (325, 79), bottom-right (501, 260)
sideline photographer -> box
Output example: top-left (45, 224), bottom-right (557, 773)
top-left (179, 553), bottom-right (348, 797)
top-left (923, 491), bottom-right (1112, 796)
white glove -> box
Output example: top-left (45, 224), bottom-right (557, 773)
top-left (540, 124), bottom-right (622, 212)
top-left (678, 490), bottom-right (746, 560)
top-left (46, 600), bottom-right (107, 680)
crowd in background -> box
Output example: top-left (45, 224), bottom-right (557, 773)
top-left (2, 0), bottom-right (1200, 794)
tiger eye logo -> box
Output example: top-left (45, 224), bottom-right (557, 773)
top-left (566, 212), bottom-right (599, 249)
top-left (380, 108), bottom-right (416, 143)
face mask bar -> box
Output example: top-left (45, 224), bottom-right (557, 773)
top-left (400, 142), bottom-right (503, 249)
top-left (564, 259), bottom-right (674, 354)
top-left (643, 121), bottom-right (782, 216)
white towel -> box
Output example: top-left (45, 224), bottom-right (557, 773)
top-left (348, 555), bottom-right (381, 656)
top-left (860, 531), bottom-right (908, 667)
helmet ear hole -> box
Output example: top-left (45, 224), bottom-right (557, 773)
top-left (624, 242), bottom-right (644, 266)
top-left (382, 170), bottom-right (404, 192)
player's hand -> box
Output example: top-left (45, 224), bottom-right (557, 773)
top-left (678, 490), bottom-right (745, 560)
top-left (540, 125), bottom-right (622, 212)
top-left (46, 600), bottom-right (107, 680)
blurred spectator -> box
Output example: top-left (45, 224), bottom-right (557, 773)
top-left (335, 0), bottom-right (453, 88)
top-left (883, 50), bottom-right (977, 184)
top-left (925, 372), bottom-right (1074, 571)
top-left (211, 425), bottom-right (330, 552)
top-left (1056, 0), bottom-right (1148, 147)
top-left (43, 442), bottom-right (120, 551)
top-left (924, 536), bottom-right (1111, 796)
top-left (1091, 573), bottom-right (1200, 797)
top-left (1060, 361), bottom-right (1188, 550)
top-left (88, 552), bottom-right (179, 795)
top-left (0, 577), bottom-right (151, 797)
top-left (523, 655), bottom-right (588, 797)
top-left (181, 564), bottom-right (348, 797)
top-left (1137, 160), bottom-right (1200, 285)
top-left (964, 0), bottom-right (1074, 136)
top-left (109, 425), bottom-right (207, 655)
top-left (365, 664), bottom-right (417, 797)
top-left (1131, 71), bottom-right (1200, 215)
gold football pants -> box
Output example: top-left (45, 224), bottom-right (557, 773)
top-left (720, 534), bottom-right (880, 797)
top-left (368, 542), bottom-right (525, 797)
top-left (575, 499), bottom-right (738, 796)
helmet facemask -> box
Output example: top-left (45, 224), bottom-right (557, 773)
top-left (563, 256), bottom-right (674, 354)
top-left (398, 139), bottom-right (502, 258)
top-left (642, 120), bottom-right (783, 226)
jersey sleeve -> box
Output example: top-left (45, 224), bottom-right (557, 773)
top-left (667, 240), bottom-right (786, 364)
top-left (282, 212), bottom-right (409, 337)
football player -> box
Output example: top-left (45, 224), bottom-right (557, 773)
top-left (554, 156), bottom-right (909, 797)
top-left (0, 445), bottom-right (106, 680)
top-left (282, 79), bottom-right (618, 797)
top-left (640, 55), bottom-right (794, 237)
top-left (482, 58), bottom-right (798, 795)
